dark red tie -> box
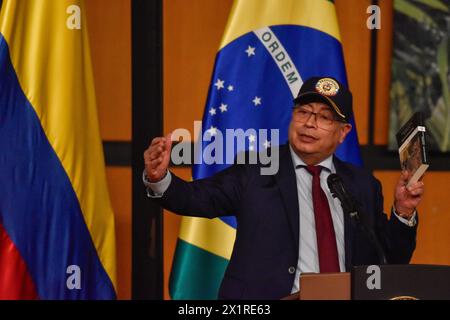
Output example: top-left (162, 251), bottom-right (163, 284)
top-left (306, 165), bottom-right (340, 273)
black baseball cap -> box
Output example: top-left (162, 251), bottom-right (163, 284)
top-left (293, 76), bottom-right (353, 123)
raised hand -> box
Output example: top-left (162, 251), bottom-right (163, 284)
top-left (143, 133), bottom-right (172, 182)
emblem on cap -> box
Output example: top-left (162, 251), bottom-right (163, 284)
top-left (315, 78), bottom-right (339, 96)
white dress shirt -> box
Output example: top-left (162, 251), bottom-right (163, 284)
top-left (289, 146), bottom-right (345, 293)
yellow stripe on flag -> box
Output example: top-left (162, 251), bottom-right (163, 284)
top-left (220, 0), bottom-right (340, 49)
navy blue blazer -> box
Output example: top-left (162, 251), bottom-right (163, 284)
top-left (154, 144), bottom-right (417, 299)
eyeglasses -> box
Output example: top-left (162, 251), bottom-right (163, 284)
top-left (292, 107), bottom-right (342, 130)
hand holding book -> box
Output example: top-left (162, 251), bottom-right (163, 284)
top-left (396, 112), bottom-right (429, 188)
top-left (393, 112), bottom-right (428, 218)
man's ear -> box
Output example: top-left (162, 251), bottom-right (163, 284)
top-left (339, 123), bottom-right (352, 143)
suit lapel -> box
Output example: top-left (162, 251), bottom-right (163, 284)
top-left (275, 145), bottom-right (300, 247)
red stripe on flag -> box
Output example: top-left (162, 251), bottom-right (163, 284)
top-left (0, 222), bottom-right (39, 299)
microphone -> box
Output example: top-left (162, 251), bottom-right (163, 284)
top-left (327, 173), bottom-right (388, 265)
top-left (327, 174), bottom-right (359, 221)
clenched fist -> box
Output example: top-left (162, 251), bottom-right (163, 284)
top-left (144, 133), bottom-right (172, 183)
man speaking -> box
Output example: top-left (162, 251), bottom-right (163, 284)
top-left (143, 76), bottom-right (424, 300)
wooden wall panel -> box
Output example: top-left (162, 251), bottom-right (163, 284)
top-left (335, 0), bottom-right (372, 145)
top-left (86, 1), bottom-right (132, 300)
top-left (374, 0), bottom-right (393, 145)
top-left (374, 171), bottom-right (450, 266)
top-left (163, 0), bottom-right (234, 140)
top-left (86, 0), bottom-right (132, 141)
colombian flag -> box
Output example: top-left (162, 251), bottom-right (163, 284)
top-left (0, 0), bottom-right (116, 299)
top-left (169, 0), bottom-right (362, 299)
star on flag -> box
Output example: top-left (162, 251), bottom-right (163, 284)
top-left (245, 45), bottom-right (256, 57)
top-left (214, 79), bottom-right (225, 90)
top-left (219, 103), bottom-right (228, 113)
top-left (207, 126), bottom-right (218, 136)
top-left (252, 96), bottom-right (262, 106)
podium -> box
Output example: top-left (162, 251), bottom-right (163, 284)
top-left (291, 265), bottom-right (450, 300)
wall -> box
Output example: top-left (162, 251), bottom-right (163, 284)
top-left (86, 0), bottom-right (132, 300)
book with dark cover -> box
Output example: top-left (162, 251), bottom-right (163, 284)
top-left (396, 112), bottom-right (429, 187)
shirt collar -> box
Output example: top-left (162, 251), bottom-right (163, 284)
top-left (289, 144), bottom-right (335, 173)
